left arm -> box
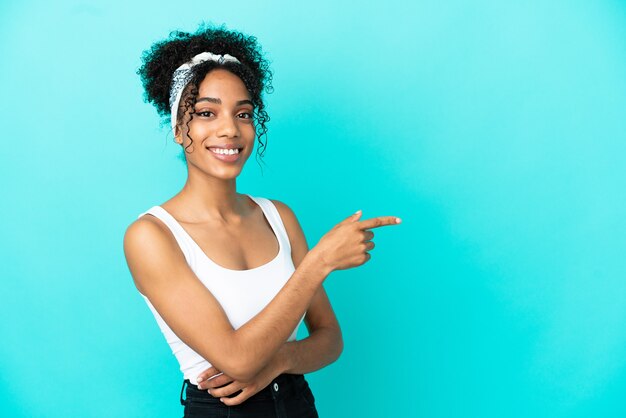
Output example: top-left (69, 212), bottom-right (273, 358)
top-left (277, 283), bottom-right (343, 374)
top-left (262, 199), bottom-right (344, 374)
top-left (197, 199), bottom-right (343, 404)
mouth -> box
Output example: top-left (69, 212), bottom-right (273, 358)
top-left (206, 146), bottom-right (244, 162)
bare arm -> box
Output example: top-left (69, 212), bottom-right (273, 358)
top-left (195, 200), bottom-right (343, 400)
top-left (125, 204), bottom-right (396, 382)
top-left (276, 296), bottom-right (343, 374)
top-left (271, 200), bottom-right (343, 374)
top-left (123, 209), bottom-right (330, 382)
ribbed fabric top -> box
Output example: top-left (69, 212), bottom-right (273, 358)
top-left (136, 194), bottom-right (304, 385)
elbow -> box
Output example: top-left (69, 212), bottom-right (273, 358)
top-left (338, 333), bottom-right (344, 357)
top-left (232, 369), bottom-right (258, 383)
top-left (334, 332), bottom-right (344, 362)
top-left (223, 358), bottom-right (263, 382)
top-left (200, 333), bottom-right (262, 382)
top-left (324, 327), bottom-right (343, 365)
top-left (205, 357), bottom-right (258, 382)
top-left (213, 342), bottom-right (264, 382)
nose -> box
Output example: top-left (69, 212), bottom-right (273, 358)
top-left (216, 114), bottom-right (239, 138)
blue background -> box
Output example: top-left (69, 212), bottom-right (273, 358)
top-left (1, 0), bottom-right (625, 417)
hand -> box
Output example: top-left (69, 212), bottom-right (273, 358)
top-left (311, 210), bottom-right (401, 272)
top-left (195, 360), bottom-right (283, 406)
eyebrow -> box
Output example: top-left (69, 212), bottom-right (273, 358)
top-left (196, 97), bottom-right (254, 107)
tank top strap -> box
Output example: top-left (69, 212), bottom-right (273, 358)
top-left (246, 195), bottom-right (292, 255)
top-left (136, 206), bottom-right (196, 265)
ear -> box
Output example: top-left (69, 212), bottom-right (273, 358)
top-left (173, 125), bottom-right (183, 145)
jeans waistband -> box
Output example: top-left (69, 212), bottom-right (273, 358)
top-left (180, 373), bottom-right (307, 405)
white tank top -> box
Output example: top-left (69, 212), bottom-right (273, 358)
top-left (136, 194), bottom-right (305, 384)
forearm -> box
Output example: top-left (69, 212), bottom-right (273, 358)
top-left (229, 250), bottom-right (331, 380)
top-left (275, 326), bottom-right (343, 375)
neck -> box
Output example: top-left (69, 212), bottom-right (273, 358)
top-left (175, 166), bottom-right (247, 223)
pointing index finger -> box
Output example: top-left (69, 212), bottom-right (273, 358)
top-left (357, 216), bottom-right (402, 230)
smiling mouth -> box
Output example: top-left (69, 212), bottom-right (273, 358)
top-left (205, 146), bottom-right (245, 163)
top-left (206, 147), bottom-right (244, 155)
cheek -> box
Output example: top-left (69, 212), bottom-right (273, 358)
top-left (185, 119), bottom-right (212, 144)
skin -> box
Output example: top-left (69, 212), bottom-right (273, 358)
top-left (123, 68), bottom-right (402, 406)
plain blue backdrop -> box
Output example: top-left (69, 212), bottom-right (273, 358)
top-left (1, 0), bottom-right (625, 417)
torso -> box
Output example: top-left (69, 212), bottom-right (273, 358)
top-left (132, 194), bottom-right (307, 383)
top-left (145, 193), bottom-right (280, 271)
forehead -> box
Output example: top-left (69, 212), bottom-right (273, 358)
top-left (197, 69), bottom-right (250, 100)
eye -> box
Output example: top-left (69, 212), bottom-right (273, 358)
top-left (196, 110), bottom-right (214, 117)
top-left (239, 112), bottom-right (253, 119)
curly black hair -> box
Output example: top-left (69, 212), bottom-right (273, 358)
top-left (137, 22), bottom-right (274, 166)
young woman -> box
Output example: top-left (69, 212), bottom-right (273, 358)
top-left (123, 23), bottom-right (401, 417)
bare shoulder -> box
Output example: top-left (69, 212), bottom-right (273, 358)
top-left (123, 215), bottom-right (172, 255)
top-left (269, 199), bottom-right (310, 266)
top-left (123, 215), bottom-right (185, 294)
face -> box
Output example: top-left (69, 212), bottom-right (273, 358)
top-left (175, 69), bottom-right (256, 179)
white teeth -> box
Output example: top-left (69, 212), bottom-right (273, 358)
top-left (210, 148), bottom-right (240, 155)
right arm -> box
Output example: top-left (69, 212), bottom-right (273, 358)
top-left (123, 209), bottom-right (398, 382)
top-left (124, 215), bottom-right (328, 382)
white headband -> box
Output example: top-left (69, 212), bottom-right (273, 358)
top-left (169, 51), bottom-right (241, 133)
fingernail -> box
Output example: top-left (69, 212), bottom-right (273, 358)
top-left (196, 377), bottom-right (203, 383)
top-left (396, 217), bottom-right (402, 224)
top-left (355, 210), bottom-right (361, 214)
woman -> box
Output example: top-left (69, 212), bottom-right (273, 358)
top-left (123, 23), bottom-right (401, 417)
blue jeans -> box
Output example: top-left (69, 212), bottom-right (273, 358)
top-left (180, 373), bottom-right (319, 417)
